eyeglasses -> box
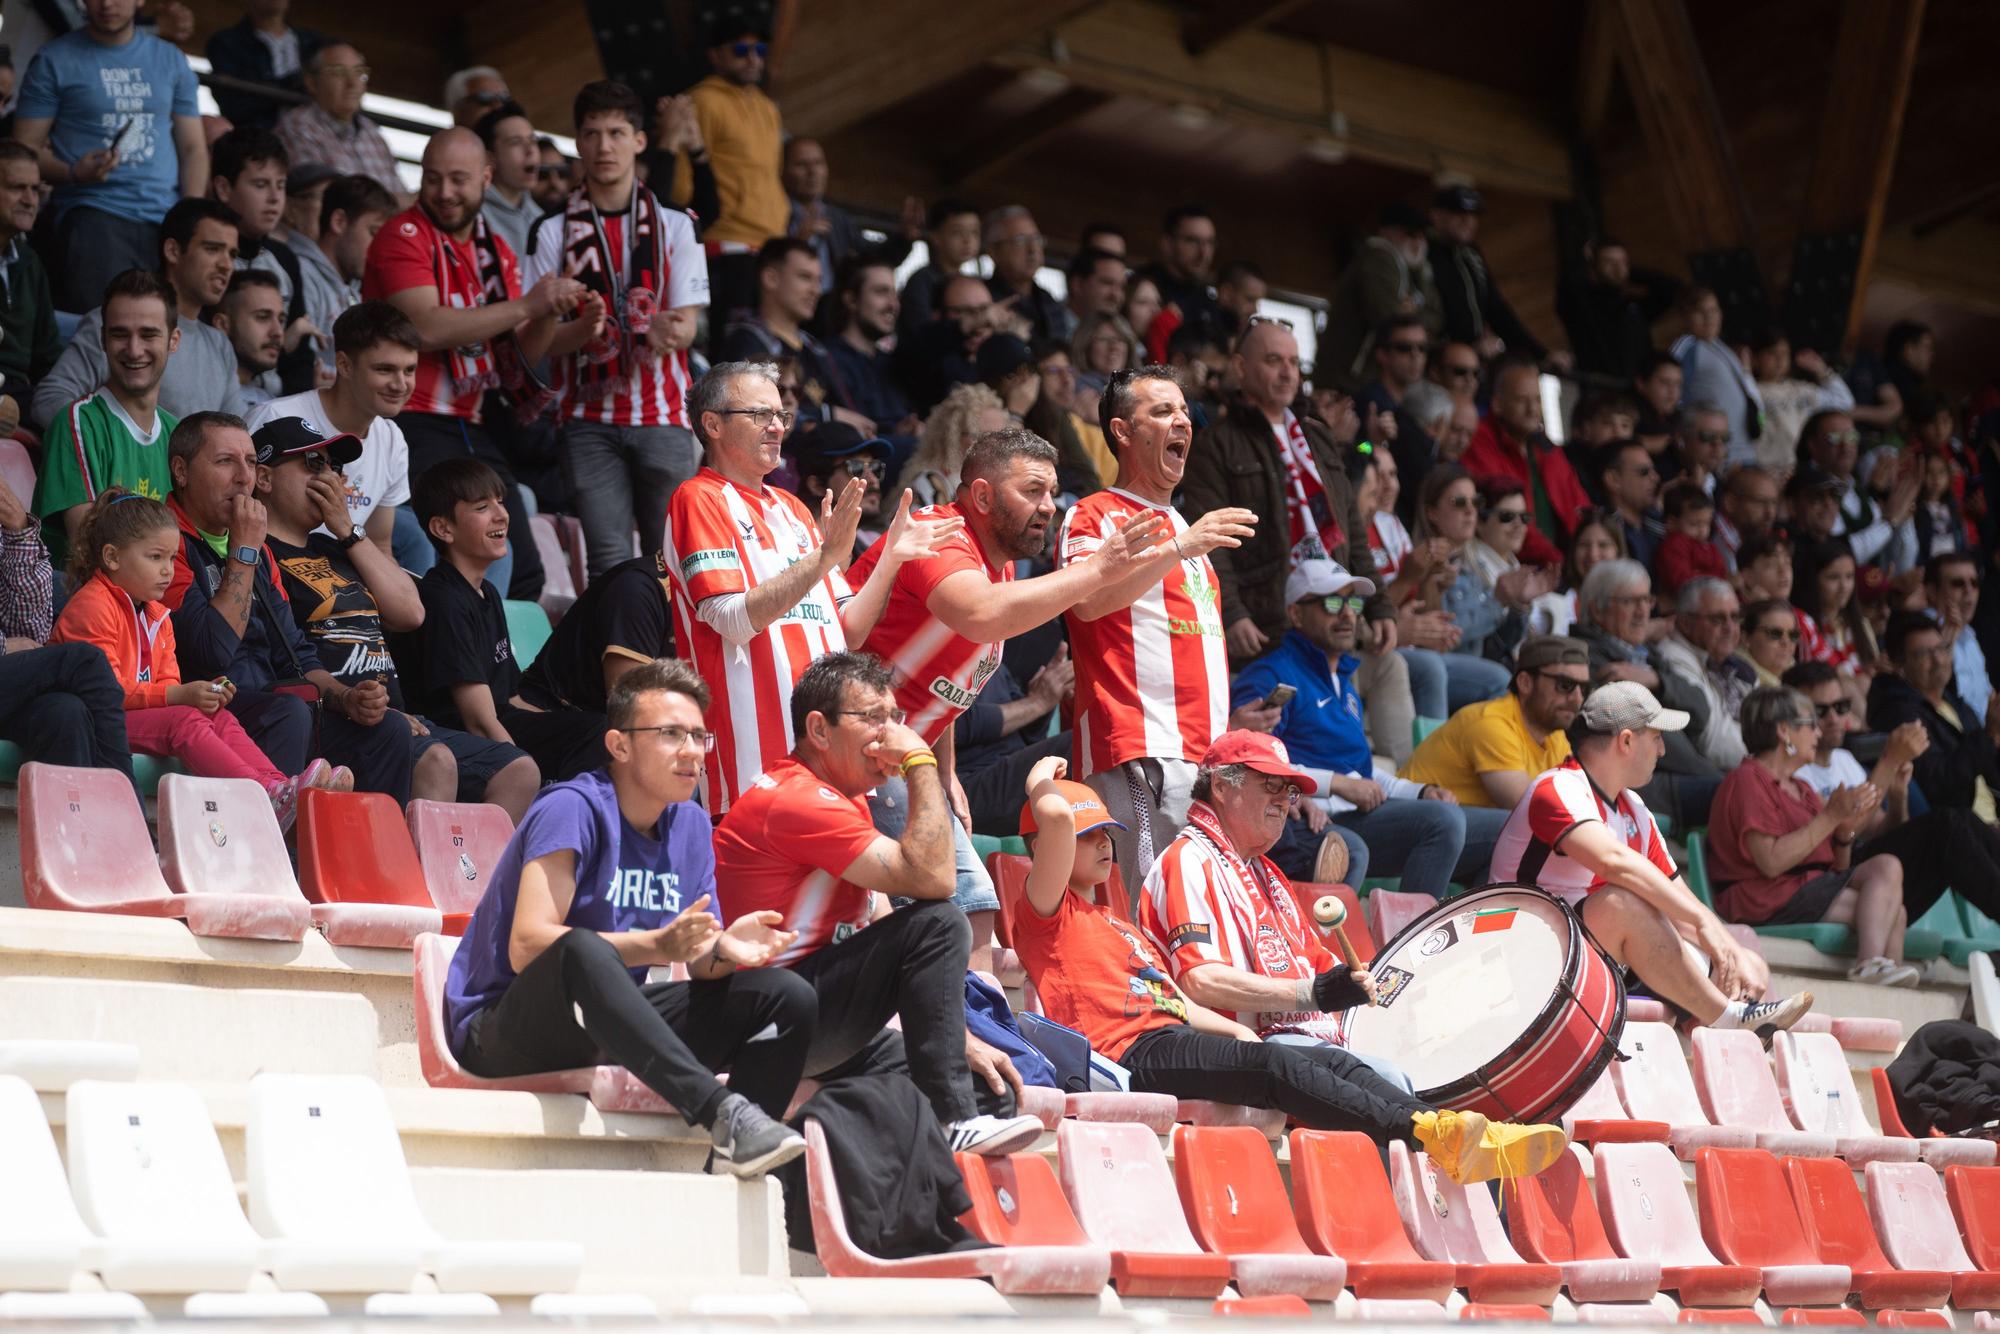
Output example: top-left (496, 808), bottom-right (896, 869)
top-left (730, 40), bottom-right (769, 58)
top-left (1254, 774), bottom-right (1303, 805)
top-left (1693, 430), bottom-right (1728, 445)
top-left (1384, 340), bottom-right (1429, 355)
top-left (1536, 672), bottom-right (1587, 696)
top-left (468, 89), bottom-right (508, 107)
top-left (1813, 699), bottom-right (1853, 719)
top-left (1307, 594), bottom-right (1366, 615)
top-left (1482, 508), bottom-right (1528, 525)
top-left (318, 63), bottom-right (370, 81)
top-left (714, 407), bottom-right (795, 431)
top-left (1940, 575), bottom-right (1980, 591)
top-left (993, 233), bottom-right (1045, 249)
top-left (296, 452), bottom-right (343, 476)
top-left (1441, 494), bottom-right (1476, 510)
top-left (1442, 363), bottom-right (1480, 379)
top-left (621, 724), bottom-right (716, 752)
top-left (826, 708), bottom-right (905, 728)
top-left (1758, 625), bottom-right (1801, 642)
top-left (1816, 429), bottom-right (1861, 447)
top-left (836, 457), bottom-right (886, 479)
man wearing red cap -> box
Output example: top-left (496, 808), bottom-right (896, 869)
top-left (1016, 753), bottom-right (1565, 1185)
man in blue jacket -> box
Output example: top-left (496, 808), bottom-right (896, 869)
top-left (1231, 560), bottom-right (1503, 894)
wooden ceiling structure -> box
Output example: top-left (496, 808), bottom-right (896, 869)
top-left (178, 0), bottom-right (2000, 385)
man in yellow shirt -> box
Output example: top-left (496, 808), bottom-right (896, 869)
top-left (1401, 637), bottom-right (1588, 808)
top-left (671, 20), bottom-right (787, 352)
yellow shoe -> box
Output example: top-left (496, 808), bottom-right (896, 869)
top-left (1412, 1108), bottom-right (1568, 1186)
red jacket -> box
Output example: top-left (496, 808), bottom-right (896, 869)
top-left (1460, 417), bottom-right (1593, 566)
top-left (1654, 531), bottom-right (1728, 599)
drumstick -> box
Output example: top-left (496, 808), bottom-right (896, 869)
top-left (1312, 894), bottom-right (1372, 1004)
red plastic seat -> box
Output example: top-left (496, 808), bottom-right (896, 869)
top-left (405, 800), bottom-right (515, 935)
top-left (1017, 1084), bottom-right (1065, 1130)
top-left (1507, 1146), bottom-right (1663, 1301)
top-left (1595, 1142), bottom-right (1763, 1307)
top-left (1946, 1164), bottom-right (2000, 1272)
top-left (1868, 1160), bottom-right (2000, 1308)
top-left (1055, 1119), bottom-right (1231, 1297)
top-left (1694, 1147), bottom-right (1853, 1306)
top-left (296, 788), bottom-right (441, 946)
top-left (1566, 1071), bottom-right (1672, 1147)
top-left (1286, 881), bottom-right (1376, 961)
top-left (1677, 1311), bottom-right (1766, 1325)
top-left (1178, 1100), bottom-right (1285, 1138)
top-left (1772, 1032), bottom-right (1920, 1165)
top-left (1875, 1313), bottom-right (1951, 1329)
top-left (1776, 1311), bottom-right (1865, 1326)
top-left (1627, 998), bottom-right (1672, 1024)
top-left (986, 853), bottom-right (1028, 948)
top-left (1829, 1018), bottom-right (1901, 1054)
top-left (151, 772), bottom-right (313, 941)
top-left (1214, 1294), bottom-right (1311, 1317)
top-left (1365, 888), bottom-right (1435, 950)
top-left (1781, 1154), bottom-right (1952, 1308)
top-left (957, 1150), bottom-right (1093, 1245)
top-left (1287, 1128), bottom-right (1455, 1301)
top-left (1613, 1022), bottom-right (1757, 1159)
top-left (1063, 1091), bottom-right (1178, 1133)
top-left (805, 1121), bottom-right (1107, 1292)
top-left (1170, 1125), bottom-right (1347, 1300)
top-left (1462, 1304), bottom-right (1552, 1320)
top-left (1575, 1305), bottom-right (1676, 1324)
top-left (1690, 1029), bottom-right (1838, 1159)
top-left (1357, 1298), bottom-right (1451, 1319)
top-left (1390, 1141), bottom-right (1563, 1304)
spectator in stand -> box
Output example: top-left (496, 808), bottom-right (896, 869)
top-left (281, 162), bottom-right (335, 249)
top-left (32, 269), bottom-right (185, 564)
top-left (1346, 447), bottom-right (1426, 763)
top-left (1569, 391), bottom-right (1640, 501)
top-left (1528, 509), bottom-right (1625, 638)
top-left (1432, 338), bottom-right (1482, 402)
top-left (1321, 202), bottom-right (1438, 393)
top-left (364, 127), bottom-right (576, 599)
top-left (207, 269), bottom-right (284, 408)
top-left (1708, 684), bottom-right (1915, 985)
top-left (1557, 235), bottom-right (1676, 382)
top-left (1599, 439), bottom-right (1664, 571)
top-left (444, 66), bottom-right (509, 128)
top-left (1739, 595), bottom-right (1803, 689)
top-left (163, 410), bottom-right (412, 794)
top-left (662, 361), bottom-right (961, 815)
top-left (893, 272), bottom-right (994, 415)
top-left (290, 173), bottom-right (393, 375)
top-left (1869, 611), bottom-right (2000, 823)
top-left (1856, 320), bottom-right (1934, 430)
top-left (1633, 350), bottom-right (1684, 455)
top-left (1430, 186), bottom-right (1549, 367)
top-left (1358, 312), bottom-right (1438, 502)
top-left (669, 21), bottom-right (785, 345)
top-left (1135, 204), bottom-right (1221, 347)
top-left (1437, 393), bottom-right (1478, 464)
top-left (1070, 308), bottom-right (1138, 416)
top-left (1460, 359), bottom-right (1593, 566)
top-left (442, 656), bottom-right (815, 1177)
top-left (1026, 339), bottom-right (1110, 494)
top-left (895, 197), bottom-right (979, 340)
top-left (1058, 365), bottom-right (1259, 889)
top-left (472, 101), bottom-right (541, 260)
top-left (1908, 415), bottom-right (1975, 572)
top-left (718, 238), bottom-right (846, 423)
top-left (274, 42), bottom-right (402, 198)
top-left (208, 128), bottom-right (319, 396)
top-left (1166, 321), bottom-right (1229, 428)
top-left (824, 256), bottom-right (916, 452)
top-left (1925, 552), bottom-right (1992, 727)
top-left (524, 80), bottom-right (707, 581)
top-left (1666, 403), bottom-right (1729, 496)
top-left (1411, 466), bottom-right (1543, 669)
top-left (1654, 479), bottom-right (1727, 599)
top-left (0, 470), bottom-right (135, 784)
top-left (982, 206), bottom-right (1064, 344)
top-left (781, 136), bottom-right (914, 294)
top-left (204, 0), bottom-right (323, 131)
top-left (1670, 287), bottom-right (1760, 469)
top-left (1059, 247), bottom-right (1126, 348)
top-left (710, 650), bottom-right (1047, 1156)
top-left (1655, 576), bottom-right (1750, 771)
top-left (1714, 464), bottom-right (1778, 571)
top-left (1794, 408), bottom-right (1918, 568)
top-left (1121, 274), bottom-right (1163, 350)
top-left (1185, 318), bottom-right (1390, 663)
top-left (1751, 331), bottom-right (1854, 475)
top-left (1461, 476), bottom-right (1546, 615)
top-left (1078, 223), bottom-right (1124, 256)
top-left (0, 141), bottom-right (61, 429)
top-left (895, 381), bottom-right (1007, 509)
top-left (515, 537), bottom-right (678, 722)
top-left (1793, 537), bottom-right (1878, 709)
top-left (953, 648), bottom-right (1073, 837)
top-left (1210, 260), bottom-right (1267, 341)
top-left (31, 201), bottom-right (246, 434)
top-left (532, 138), bottom-right (571, 211)
top-left (12, 0), bottom-right (206, 312)
top-left (1399, 635), bottom-right (1583, 808)
top-left (1784, 463), bottom-right (1842, 546)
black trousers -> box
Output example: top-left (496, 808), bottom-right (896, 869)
top-left (787, 898), bottom-right (982, 1125)
top-left (499, 704), bottom-right (610, 784)
top-left (0, 643), bottom-right (134, 789)
top-left (228, 690), bottom-right (416, 801)
top-left (1861, 807), bottom-right (2000, 923)
top-left (398, 410), bottom-right (546, 602)
top-left (460, 927), bottom-right (817, 1126)
top-left (1120, 1026), bottom-right (1429, 1144)
top-left (962, 730), bottom-right (1071, 837)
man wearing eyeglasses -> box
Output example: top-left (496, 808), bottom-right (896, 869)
top-left (1924, 552), bottom-right (1995, 728)
top-left (1655, 577), bottom-right (1751, 770)
top-left (983, 205), bottom-right (1065, 344)
top-left (1870, 612), bottom-right (2000, 823)
top-left (273, 43), bottom-right (403, 199)
top-left (1794, 408), bottom-right (1918, 567)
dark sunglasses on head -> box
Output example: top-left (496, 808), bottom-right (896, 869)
top-left (731, 40), bottom-right (769, 57)
top-left (1813, 699), bottom-right (1852, 719)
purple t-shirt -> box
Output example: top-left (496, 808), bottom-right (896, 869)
top-left (442, 768), bottom-right (715, 1058)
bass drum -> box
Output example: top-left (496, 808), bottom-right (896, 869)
top-left (1343, 883), bottom-right (1624, 1124)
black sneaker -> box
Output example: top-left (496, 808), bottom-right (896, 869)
top-left (709, 1093), bottom-right (806, 1178)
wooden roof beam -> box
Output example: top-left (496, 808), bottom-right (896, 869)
top-left (1181, 0), bottom-right (1309, 57)
top-left (941, 85), bottom-right (1112, 184)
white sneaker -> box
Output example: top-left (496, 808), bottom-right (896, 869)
top-left (1712, 991), bottom-right (1814, 1038)
top-left (945, 1113), bottom-right (1043, 1156)
top-left (1848, 956), bottom-right (1922, 987)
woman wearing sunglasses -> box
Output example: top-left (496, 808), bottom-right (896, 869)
top-left (1738, 597), bottom-right (1803, 687)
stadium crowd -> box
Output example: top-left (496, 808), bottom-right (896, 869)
top-left (4, 0), bottom-right (2000, 1217)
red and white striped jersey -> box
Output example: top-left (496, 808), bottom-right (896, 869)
top-left (663, 468), bottom-right (850, 813)
top-left (1489, 758), bottom-right (1677, 904)
top-left (711, 757), bottom-right (881, 967)
top-left (1058, 489), bottom-right (1227, 775)
top-left (521, 206), bottom-right (708, 428)
top-left (846, 502), bottom-right (1011, 745)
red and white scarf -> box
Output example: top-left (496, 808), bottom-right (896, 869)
top-left (1275, 411), bottom-right (1343, 565)
top-left (415, 206), bottom-right (555, 423)
top-left (560, 182), bottom-right (668, 404)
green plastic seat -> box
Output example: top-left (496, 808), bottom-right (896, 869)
top-left (969, 834), bottom-right (1029, 863)
top-left (1939, 891), bottom-right (2000, 967)
top-left (1411, 716), bottom-right (1445, 746)
top-left (1653, 812), bottom-right (1672, 837)
top-left (0, 742), bottom-right (176, 797)
top-left (504, 599), bottom-right (554, 667)
top-left (1682, 831), bottom-right (1713, 908)
top-left (1755, 922), bottom-right (1944, 961)
top-left (0, 740), bottom-right (24, 784)
top-left (1358, 877), bottom-right (1402, 897)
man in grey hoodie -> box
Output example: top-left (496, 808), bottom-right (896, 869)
top-left (283, 173), bottom-right (396, 374)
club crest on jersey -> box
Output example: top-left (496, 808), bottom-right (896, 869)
top-left (1253, 923), bottom-right (1295, 974)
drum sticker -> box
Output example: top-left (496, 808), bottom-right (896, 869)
top-left (1419, 922), bottom-right (1459, 956)
top-left (1472, 908), bottom-right (1518, 934)
top-left (1373, 964), bottom-right (1415, 1008)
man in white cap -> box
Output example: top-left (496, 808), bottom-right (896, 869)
top-left (1232, 558), bottom-right (1503, 894)
top-left (1490, 681), bottom-right (1812, 1035)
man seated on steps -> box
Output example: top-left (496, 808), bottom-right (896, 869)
top-left (1012, 756), bottom-right (1567, 1186)
top-left (1489, 680), bottom-right (1813, 1035)
top-left (442, 658), bottom-right (814, 1177)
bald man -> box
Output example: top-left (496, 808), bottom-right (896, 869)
top-left (361, 128), bottom-right (585, 593)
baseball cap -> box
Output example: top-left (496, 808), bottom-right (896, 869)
top-left (976, 332), bottom-right (1035, 384)
top-left (1285, 558), bottom-right (1376, 605)
top-left (1019, 779), bottom-right (1128, 838)
top-left (1784, 463), bottom-right (1843, 499)
top-left (1515, 635), bottom-right (1590, 674)
top-left (1200, 730), bottom-right (1319, 797)
top-left (1578, 681), bottom-right (1689, 735)
top-left (286, 162), bottom-right (341, 194)
top-left (251, 416), bottom-right (362, 468)
top-left (785, 420), bottom-right (890, 467)
top-left (1433, 184), bottom-right (1484, 215)
top-left (1379, 200), bottom-right (1428, 233)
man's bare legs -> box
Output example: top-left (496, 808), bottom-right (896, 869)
top-left (1583, 886), bottom-right (1733, 1024)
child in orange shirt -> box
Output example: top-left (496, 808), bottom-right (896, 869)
top-left (51, 489), bottom-right (343, 830)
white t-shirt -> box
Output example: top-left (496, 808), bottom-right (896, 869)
top-left (247, 390), bottom-right (410, 537)
top-left (1794, 749), bottom-right (1867, 801)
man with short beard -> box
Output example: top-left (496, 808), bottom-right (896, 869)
top-left (209, 128), bottom-right (319, 395)
top-left (0, 141), bottom-right (62, 433)
top-left (1714, 464), bottom-right (1779, 570)
top-left (824, 257), bottom-right (915, 446)
top-left (207, 270), bottom-right (285, 409)
top-left (1460, 359), bottom-right (1593, 566)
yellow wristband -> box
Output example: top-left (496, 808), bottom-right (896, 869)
top-left (900, 750), bottom-right (938, 775)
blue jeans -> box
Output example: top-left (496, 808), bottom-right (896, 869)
top-left (1400, 647), bottom-right (1512, 719)
top-left (1329, 798), bottom-right (1512, 895)
top-left (867, 775), bottom-right (1000, 915)
top-left (392, 505), bottom-right (437, 577)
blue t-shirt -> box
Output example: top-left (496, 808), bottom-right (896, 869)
top-left (442, 769), bottom-right (715, 1058)
top-left (16, 28), bottom-right (200, 224)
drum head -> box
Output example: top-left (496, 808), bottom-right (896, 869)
top-left (1345, 889), bottom-right (1575, 1091)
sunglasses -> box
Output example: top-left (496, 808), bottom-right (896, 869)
top-left (1443, 363), bottom-right (1479, 379)
top-left (1813, 699), bottom-right (1852, 719)
top-left (1306, 594), bottom-right (1366, 616)
top-left (730, 40), bottom-right (769, 57)
top-left (1482, 508), bottom-right (1528, 525)
top-left (1536, 673), bottom-right (1587, 696)
top-left (1441, 494), bottom-right (1477, 510)
top-left (536, 165), bottom-right (568, 179)
top-left (1384, 340), bottom-right (1429, 355)
top-left (1254, 774), bottom-right (1303, 805)
top-left (835, 457), bottom-right (886, 479)
top-left (1759, 625), bottom-right (1801, 642)
top-left (295, 452), bottom-right (343, 476)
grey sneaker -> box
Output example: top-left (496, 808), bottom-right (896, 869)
top-left (708, 1093), bottom-right (805, 1178)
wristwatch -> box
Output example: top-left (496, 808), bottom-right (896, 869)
top-left (231, 544), bottom-right (260, 567)
top-left (335, 529), bottom-right (365, 551)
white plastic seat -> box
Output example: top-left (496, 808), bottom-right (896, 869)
top-left (1390, 1142), bottom-right (1562, 1305)
top-left (1611, 1022), bottom-right (1756, 1160)
top-left (0, 1076), bottom-right (98, 1291)
top-left (246, 1073), bottom-right (583, 1296)
top-left (1773, 1032), bottom-right (1921, 1165)
top-left (155, 773), bottom-right (314, 941)
top-left (362, 1292), bottom-right (502, 1317)
top-left (64, 1080), bottom-right (261, 1293)
top-left (1689, 1028), bottom-right (1837, 1158)
top-left (1864, 1159), bottom-right (2000, 1309)
top-left (1594, 1142), bottom-right (1763, 1308)
top-left (0, 1040), bottom-right (138, 1091)
top-left (0, 1292), bottom-right (149, 1320)
top-left (181, 1291), bottom-right (330, 1318)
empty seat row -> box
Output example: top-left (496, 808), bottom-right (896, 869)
top-left (18, 761), bottom-right (516, 949)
